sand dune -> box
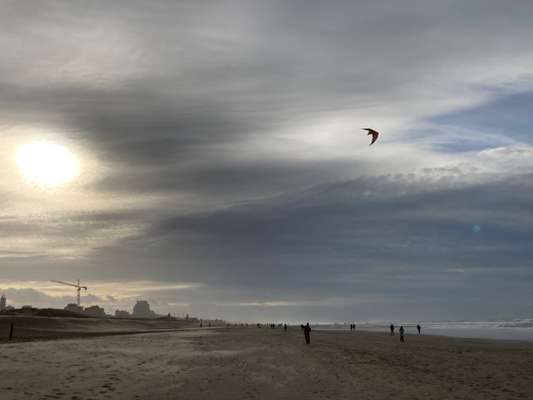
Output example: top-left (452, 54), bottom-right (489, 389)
top-left (1, 327), bottom-right (532, 399)
top-left (0, 315), bottom-right (199, 342)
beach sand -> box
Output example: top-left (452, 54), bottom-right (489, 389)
top-left (1, 327), bottom-right (533, 399)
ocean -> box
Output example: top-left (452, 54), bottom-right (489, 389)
top-left (312, 319), bottom-right (533, 341)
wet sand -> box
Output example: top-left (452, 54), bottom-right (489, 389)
top-left (1, 327), bottom-right (533, 399)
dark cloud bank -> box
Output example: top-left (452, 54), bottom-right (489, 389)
top-left (6, 172), bottom-right (528, 322)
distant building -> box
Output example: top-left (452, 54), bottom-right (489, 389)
top-left (0, 294), bottom-right (6, 311)
top-left (115, 310), bottom-right (131, 318)
top-left (132, 300), bottom-right (158, 318)
top-left (84, 305), bottom-right (106, 318)
top-left (64, 303), bottom-right (84, 314)
top-left (133, 300), bottom-right (150, 316)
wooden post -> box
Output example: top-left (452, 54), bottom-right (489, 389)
top-left (9, 323), bottom-right (14, 340)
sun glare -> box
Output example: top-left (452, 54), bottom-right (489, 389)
top-left (16, 141), bottom-right (79, 187)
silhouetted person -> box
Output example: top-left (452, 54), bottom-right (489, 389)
top-left (300, 324), bottom-right (304, 331)
top-left (303, 323), bottom-right (311, 344)
top-left (390, 323), bottom-right (395, 336)
top-left (417, 324), bottom-right (421, 334)
top-left (399, 326), bottom-right (405, 342)
top-left (284, 324), bottom-right (287, 332)
top-left (353, 323), bottom-right (356, 331)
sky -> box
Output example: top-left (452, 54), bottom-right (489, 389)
top-left (1, 0), bottom-right (533, 323)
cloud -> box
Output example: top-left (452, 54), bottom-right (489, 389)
top-left (0, 211), bottom-right (146, 259)
top-left (1, 1), bottom-right (533, 321)
top-left (216, 295), bottom-right (387, 308)
top-left (0, 280), bottom-right (203, 315)
top-left (118, 163), bottom-right (532, 320)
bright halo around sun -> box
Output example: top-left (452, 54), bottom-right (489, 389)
top-left (16, 141), bottom-right (79, 187)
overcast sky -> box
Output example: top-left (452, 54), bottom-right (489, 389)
top-left (1, 0), bottom-right (533, 323)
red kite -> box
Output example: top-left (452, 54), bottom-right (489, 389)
top-left (362, 128), bottom-right (380, 146)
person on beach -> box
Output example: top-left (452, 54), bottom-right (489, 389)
top-left (284, 323), bottom-right (288, 332)
top-left (303, 323), bottom-right (311, 344)
top-left (390, 323), bottom-right (395, 336)
top-left (399, 326), bottom-right (405, 342)
top-left (417, 324), bottom-right (421, 334)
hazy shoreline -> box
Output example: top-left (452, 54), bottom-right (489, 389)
top-left (3, 316), bottom-right (533, 344)
top-left (313, 321), bottom-right (533, 342)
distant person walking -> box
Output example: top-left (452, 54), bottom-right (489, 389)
top-left (284, 323), bottom-right (288, 332)
top-left (303, 323), bottom-right (311, 344)
top-left (390, 323), bottom-right (395, 336)
top-left (417, 324), bottom-right (421, 335)
top-left (399, 326), bottom-right (405, 342)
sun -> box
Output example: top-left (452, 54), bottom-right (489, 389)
top-left (17, 141), bottom-right (79, 187)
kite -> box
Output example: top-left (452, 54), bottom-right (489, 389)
top-left (362, 128), bottom-right (380, 146)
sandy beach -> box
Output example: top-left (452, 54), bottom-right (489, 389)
top-left (1, 326), bottom-right (533, 400)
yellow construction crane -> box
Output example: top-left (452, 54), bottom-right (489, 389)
top-left (51, 279), bottom-right (88, 306)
